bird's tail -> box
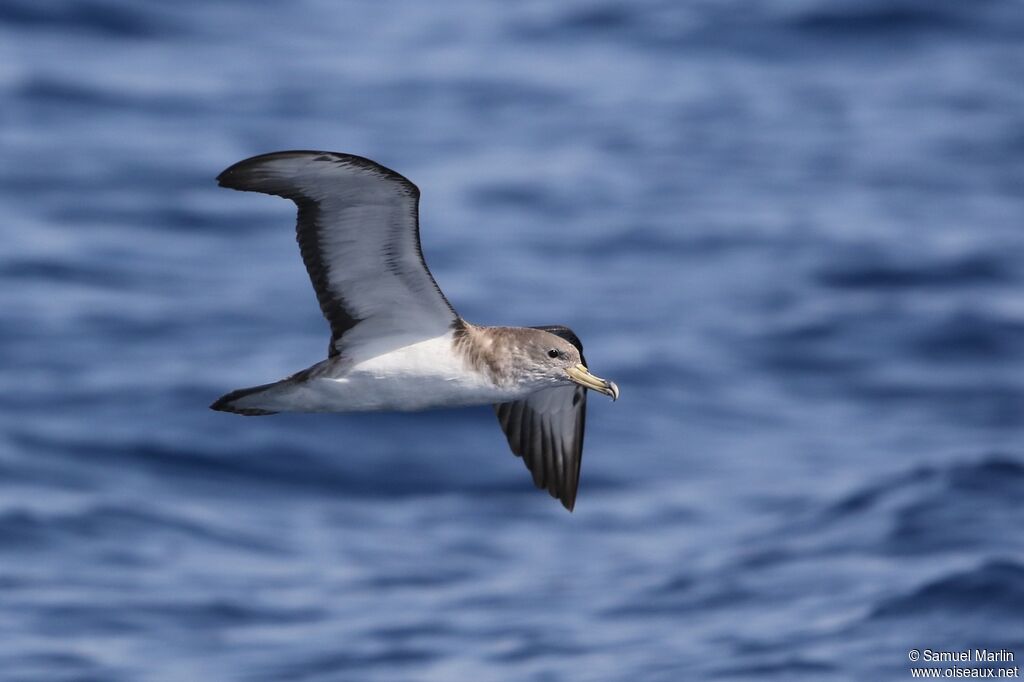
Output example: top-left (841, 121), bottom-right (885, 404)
top-left (210, 382), bottom-right (281, 416)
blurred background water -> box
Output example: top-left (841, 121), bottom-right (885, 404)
top-left (2, 1), bottom-right (1023, 680)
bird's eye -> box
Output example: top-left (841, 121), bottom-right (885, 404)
top-left (547, 349), bottom-right (560, 358)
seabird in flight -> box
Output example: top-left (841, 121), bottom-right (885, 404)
top-left (211, 151), bottom-right (619, 510)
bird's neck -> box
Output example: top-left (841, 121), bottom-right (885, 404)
top-left (451, 319), bottom-right (529, 387)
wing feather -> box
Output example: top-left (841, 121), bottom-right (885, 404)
top-left (495, 385), bottom-right (587, 511)
top-left (217, 151), bottom-right (457, 355)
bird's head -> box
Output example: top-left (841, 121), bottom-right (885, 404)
top-left (514, 330), bottom-right (619, 400)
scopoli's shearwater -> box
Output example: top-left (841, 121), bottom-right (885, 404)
top-left (211, 151), bottom-right (618, 510)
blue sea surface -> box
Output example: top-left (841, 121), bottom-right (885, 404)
top-left (2, 1), bottom-right (1023, 680)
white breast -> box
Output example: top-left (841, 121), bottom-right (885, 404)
top-left (287, 331), bottom-right (527, 412)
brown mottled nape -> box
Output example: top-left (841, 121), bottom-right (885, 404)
top-left (450, 319), bottom-right (579, 386)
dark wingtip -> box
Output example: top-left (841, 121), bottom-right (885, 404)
top-left (214, 167), bottom-right (236, 188)
top-left (214, 150), bottom-right (420, 195)
top-left (215, 151), bottom-right (293, 190)
top-left (215, 154), bottom-right (265, 188)
top-left (214, 150), bottom-right (316, 190)
top-left (209, 394), bottom-right (232, 412)
top-left (558, 481), bottom-right (579, 512)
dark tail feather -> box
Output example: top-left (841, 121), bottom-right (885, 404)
top-left (210, 383), bottom-right (279, 416)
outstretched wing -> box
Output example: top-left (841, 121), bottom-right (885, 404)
top-left (494, 325), bottom-right (588, 511)
top-left (217, 151), bottom-right (457, 356)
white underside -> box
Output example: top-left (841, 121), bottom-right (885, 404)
top-left (233, 331), bottom-right (533, 413)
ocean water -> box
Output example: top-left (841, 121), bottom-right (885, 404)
top-left (2, 1), bottom-right (1023, 680)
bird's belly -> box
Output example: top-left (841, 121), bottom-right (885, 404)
top-left (297, 336), bottom-right (524, 412)
top-left (306, 372), bottom-right (512, 412)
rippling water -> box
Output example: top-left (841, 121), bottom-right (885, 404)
top-left (2, 1), bottom-right (1023, 680)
